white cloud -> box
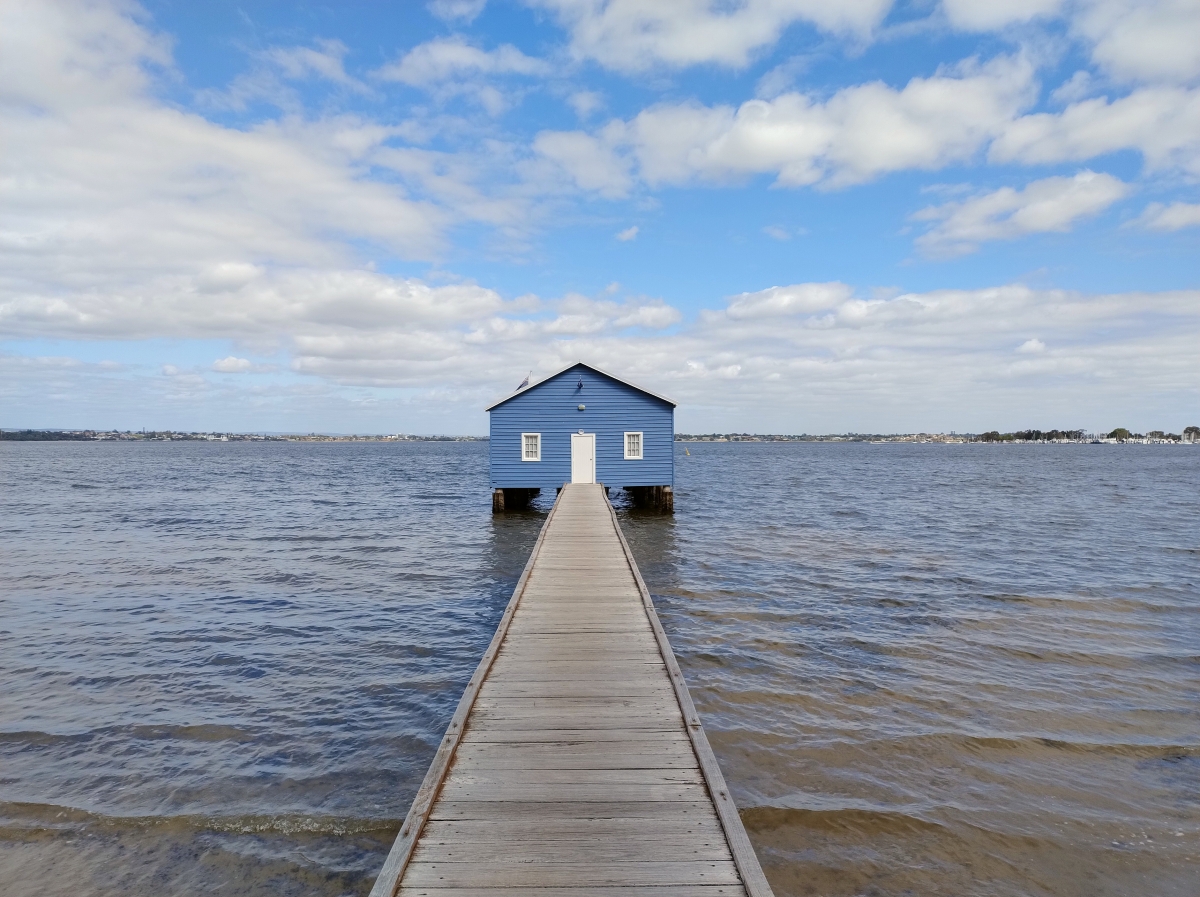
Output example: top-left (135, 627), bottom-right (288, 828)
top-left (538, 54), bottom-right (1037, 191)
top-left (197, 40), bottom-right (375, 112)
top-left (568, 90), bottom-right (605, 119)
top-left (756, 56), bottom-right (814, 99)
top-left (376, 37), bottom-right (548, 86)
top-left (762, 225), bottom-right (791, 240)
top-left (725, 282), bottom-right (853, 318)
top-left (945, 0), bottom-right (1200, 86)
top-left (913, 171), bottom-right (1129, 257)
top-left (942, 0), bottom-right (1065, 31)
top-left (532, 128), bottom-right (633, 197)
top-left (529, 0), bottom-right (895, 72)
top-left (613, 302), bottom-right (681, 328)
top-left (669, 283), bottom-right (1200, 429)
top-left (991, 87), bottom-right (1200, 176)
top-left (212, 356), bottom-right (254, 373)
top-left (0, 266), bottom-right (508, 342)
top-left (373, 37), bottom-right (549, 115)
top-left (6, 275), bottom-right (1199, 432)
top-left (1076, 0), bottom-right (1200, 85)
top-left (615, 225), bottom-right (639, 241)
top-left (0, 2), bottom-right (450, 305)
top-left (0, 0), bottom-right (562, 345)
top-left (428, 0), bottom-right (488, 23)
top-left (262, 39), bottom-right (370, 92)
top-left (197, 263), bottom-right (265, 293)
top-left (371, 144), bottom-right (530, 230)
top-left (1133, 201), bottom-right (1200, 231)
top-left (1051, 71), bottom-right (1095, 105)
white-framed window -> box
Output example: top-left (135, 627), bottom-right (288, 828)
top-left (521, 432), bottom-right (541, 461)
top-left (624, 431), bottom-right (643, 460)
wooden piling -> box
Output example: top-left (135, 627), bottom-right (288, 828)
top-left (492, 488), bottom-right (540, 513)
top-left (626, 485), bottom-right (674, 514)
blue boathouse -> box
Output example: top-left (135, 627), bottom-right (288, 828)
top-left (486, 362), bottom-right (676, 512)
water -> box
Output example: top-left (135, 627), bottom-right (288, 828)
top-left (1, 441), bottom-right (1198, 896)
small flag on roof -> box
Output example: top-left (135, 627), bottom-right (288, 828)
top-left (516, 371), bottom-right (531, 391)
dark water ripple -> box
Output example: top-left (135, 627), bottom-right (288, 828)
top-left (2, 441), bottom-right (1199, 896)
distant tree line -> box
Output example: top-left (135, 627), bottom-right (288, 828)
top-left (977, 427), bottom-right (1200, 442)
top-left (977, 429), bottom-right (1085, 442)
top-left (0, 429), bottom-right (94, 441)
top-left (1107, 427), bottom-right (1200, 441)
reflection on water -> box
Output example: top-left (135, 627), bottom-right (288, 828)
top-left (2, 441), bottom-right (1198, 896)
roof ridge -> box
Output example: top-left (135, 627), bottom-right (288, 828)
top-left (484, 362), bottom-right (677, 411)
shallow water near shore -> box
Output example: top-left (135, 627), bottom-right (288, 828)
top-left (2, 440), bottom-right (1198, 896)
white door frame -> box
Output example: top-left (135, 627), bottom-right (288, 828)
top-left (570, 432), bottom-right (596, 484)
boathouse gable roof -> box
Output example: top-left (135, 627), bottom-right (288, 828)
top-left (484, 362), bottom-right (676, 411)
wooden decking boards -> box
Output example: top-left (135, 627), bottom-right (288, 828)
top-left (370, 484), bottom-right (773, 897)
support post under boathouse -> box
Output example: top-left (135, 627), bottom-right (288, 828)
top-left (486, 362), bottom-right (675, 513)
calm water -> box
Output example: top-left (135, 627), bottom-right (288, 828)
top-left (1, 441), bottom-right (1198, 896)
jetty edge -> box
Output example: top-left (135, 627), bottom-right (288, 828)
top-left (369, 483), bottom-right (773, 897)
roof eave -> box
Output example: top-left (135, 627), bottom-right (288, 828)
top-left (484, 361), bottom-right (677, 411)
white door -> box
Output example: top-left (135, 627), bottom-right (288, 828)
top-left (570, 433), bottom-right (596, 484)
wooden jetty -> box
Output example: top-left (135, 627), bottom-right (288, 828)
top-left (370, 483), bottom-right (772, 897)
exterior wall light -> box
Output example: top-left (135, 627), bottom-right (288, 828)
top-left (578, 404), bottom-right (586, 410)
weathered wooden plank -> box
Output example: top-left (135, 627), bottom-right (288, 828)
top-left (428, 800), bottom-right (721, 822)
top-left (502, 625), bottom-right (657, 637)
top-left (398, 888), bottom-right (747, 897)
top-left (435, 782), bottom-right (709, 802)
top-left (409, 838), bottom-right (732, 864)
top-left (443, 767), bottom-right (705, 786)
top-left (475, 674), bottom-right (670, 690)
top-left (463, 719), bottom-right (685, 737)
top-left (471, 696), bottom-right (679, 712)
top-left (487, 654), bottom-right (665, 666)
top-left (514, 609), bottom-right (640, 615)
top-left (489, 655), bottom-right (668, 667)
top-left (402, 860), bottom-right (742, 888)
top-left (465, 715), bottom-right (684, 733)
top-left (496, 641), bottom-right (661, 656)
top-left (490, 647), bottom-right (665, 659)
top-left (506, 616), bottom-right (649, 625)
top-left (504, 619), bottom-right (647, 627)
top-left (484, 663), bottom-right (670, 679)
top-left (503, 623), bottom-right (651, 635)
top-left (451, 741), bottom-right (696, 768)
top-left (477, 681), bottom-right (671, 695)
top-left (476, 683), bottom-right (673, 700)
top-left (418, 818), bottom-right (726, 841)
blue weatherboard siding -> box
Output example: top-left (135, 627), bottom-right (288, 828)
top-left (489, 364), bottom-right (674, 489)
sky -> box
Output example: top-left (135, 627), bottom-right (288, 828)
top-left (1, 0), bottom-right (1198, 435)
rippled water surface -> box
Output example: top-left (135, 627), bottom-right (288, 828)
top-left (2, 441), bottom-right (1198, 896)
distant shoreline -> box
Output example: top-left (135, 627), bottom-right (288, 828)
top-left (676, 432), bottom-right (1197, 445)
top-left (0, 429), bottom-right (486, 443)
top-left (3, 428), bottom-right (1196, 445)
